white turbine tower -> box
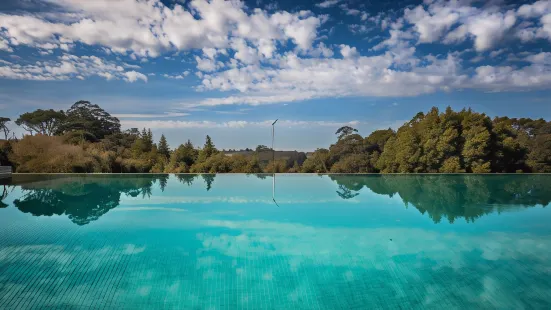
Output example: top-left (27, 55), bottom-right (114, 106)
top-left (272, 119), bottom-right (279, 207)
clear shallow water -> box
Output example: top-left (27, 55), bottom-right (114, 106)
top-left (0, 174), bottom-right (550, 309)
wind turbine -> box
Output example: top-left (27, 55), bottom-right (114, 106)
top-left (272, 119), bottom-right (278, 165)
top-left (272, 119), bottom-right (280, 207)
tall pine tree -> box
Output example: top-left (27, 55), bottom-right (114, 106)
top-left (158, 134), bottom-right (170, 159)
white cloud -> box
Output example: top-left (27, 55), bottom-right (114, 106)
top-left (307, 42), bottom-right (334, 58)
top-left (489, 48), bottom-right (508, 58)
top-left (339, 44), bottom-right (359, 58)
top-left (470, 64), bottom-right (551, 90)
top-left (467, 10), bottom-right (517, 51)
top-left (525, 52), bottom-right (551, 64)
top-left (402, 1), bottom-right (519, 51)
top-left (1, 0), bottom-right (551, 106)
top-left (316, 0), bottom-right (341, 9)
top-left (113, 112), bottom-right (189, 118)
top-left (195, 56), bottom-right (224, 72)
top-left (162, 71), bottom-right (190, 80)
top-left (0, 54), bottom-right (144, 82)
top-left (404, 4), bottom-right (464, 43)
top-left (348, 24), bottom-right (371, 35)
top-left (339, 4), bottom-right (361, 16)
top-left (0, 38), bottom-right (14, 52)
top-left (0, 0), bottom-right (323, 59)
top-left (193, 43), bottom-right (551, 107)
top-left (195, 50), bottom-right (467, 106)
top-left (124, 70), bottom-right (147, 83)
top-left (517, 0), bottom-right (551, 18)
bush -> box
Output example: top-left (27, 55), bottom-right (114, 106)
top-left (330, 154), bottom-right (373, 173)
top-left (190, 153), bottom-right (232, 173)
top-left (10, 135), bottom-right (103, 173)
top-left (0, 140), bottom-right (13, 166)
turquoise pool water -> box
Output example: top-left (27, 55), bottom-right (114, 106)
top-left (1, 174), bottom-right (551, 309)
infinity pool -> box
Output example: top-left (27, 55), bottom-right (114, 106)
top-left (1, 174), bottom-right (550, 309)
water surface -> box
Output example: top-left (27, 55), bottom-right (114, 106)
top-left (1, 174), bottom-right (550, 309)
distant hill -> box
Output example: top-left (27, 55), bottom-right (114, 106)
top-left (224, 150), bottom-right (308, 165)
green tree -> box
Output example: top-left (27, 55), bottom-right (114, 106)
top-left (436, 107), bottom-right (463, 171)
top-left (393, 124), bottom-right (423, 173)
top-left (62, 101), bottom-right (120, 140)
top-left (329, 133), bottom-right (366, 165)
top-left (491, 117), bottom-right (529, 172)
top-left (248, 156), bottom-right (263, 173)
top-left (335, 126), bottom-right (358, 140)
top-left (131, 128), bottom-right (153, 156)
top-left (166, 140), bottom-right (198, 172)
top-left (439, 157), bottom-right (464, 173)
top-left (301, 148), bottom-right (330, 173)
top-left (376, 136), bottom-right (399, 173)
top-left (418, 107), bottom-right (444, 172)
top-left (365, 128), bottom-right (395, 153)
top-left (330, 154), bottom-right (373, 173)
top-left (255, 145), bottom-right (270, 152)
top-left (527, 122), bottom-right (551, 172)
top-left (158, 134), bottom-right (170, 159)
top-left (0, 117), bottom-right (11, 140)
top-left (460, 109), bottom-right (492, 173)
top-left (15, 109), bottom-right (66, 136)
top-left (197, 135), bottom-right (218, 162)
top-left (415, 107), bottom-right (463, 172)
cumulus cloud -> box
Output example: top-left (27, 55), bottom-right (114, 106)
top-left (307, 42), bottom-right (334, 58)
top-left (525, 51), bottom-right (551, 64)
top-left (316, 0), bottom-right (341, 9)
top-left (1, 0), bottom-right (551, 105)
top-left (383, 0), bottom-right (551, 53)
top-left (162, 71), bottom-right (190, 80)
top-left (517, 0), bottom-right (551, 18)
top-left (194, 50), bottom-right (467, 106)
top-left (0, 0), bottom-right (323, 58)
top-left (402, 0), bottom-right (520, 51)
top-left (0, 54), bottom-right (144, 82)
top-left (193, 44), bottom-right (551, 106)
top-left (0, 38), bottom-right (14, 52)
top-left (339, 44), bottom-right (359, 58)
top-left (124, 71), bottom-right (148, 83)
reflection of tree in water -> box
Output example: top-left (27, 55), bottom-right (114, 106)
top-left (336, 184), bottom-right (359, 200)
top-left (11, 175), bottom-right (166, 226)
top-left (158, 174), bottom-right (169, 192)
top-left (330, 175), bottom-right (551, 223)
top-left (174, 174), bottom-right (219, 191)
top-left (0, 184), bottom-right (11, 208)
top-left (202, 174), bottom-right (215, 191)
top-left (175, 174), bottom-right (198, 186)
top-left (254, 174), bottom-right (269, 180)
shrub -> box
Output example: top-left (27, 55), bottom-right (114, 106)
top-left (10, 135), bottom-right (103, 173)
top-left (330, 154), bottom-right (373, 173)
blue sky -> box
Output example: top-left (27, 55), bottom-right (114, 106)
top-left (1, 0), bottom-right (551, 150)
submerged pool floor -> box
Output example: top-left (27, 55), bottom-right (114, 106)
top-left (1, 174), bottom-right (551, 309)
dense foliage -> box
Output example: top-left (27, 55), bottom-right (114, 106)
top-left (1, 103), bottom-right (550, 173)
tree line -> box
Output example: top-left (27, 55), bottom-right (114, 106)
top-left (0, 102), bottom-right (550, 173)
